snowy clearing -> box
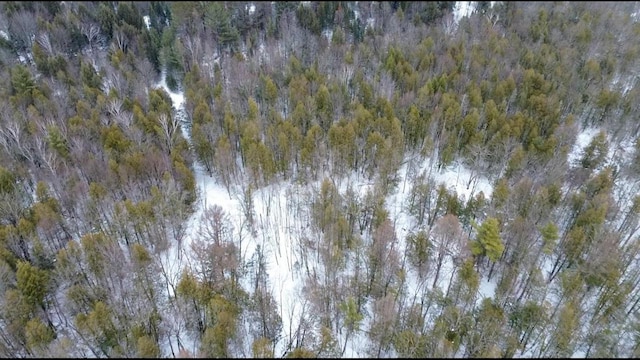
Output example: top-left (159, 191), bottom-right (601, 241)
top-left (155, 66), bottom-right (502, 356)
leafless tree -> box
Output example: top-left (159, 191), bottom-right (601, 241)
top-left (157, 113), bottom-right (180, 153)
top-left (367, 219), bottom-right (401, 299)
top-left (191, 205), bottom-right (239, 291)
top-left (431, 214), bottom-right (467, 290)
top-left (112, 27), bottom-right (129, 53)
top-left (136, 58), bottom-right (158, 93)
top-left (183, 34), bottom-right (204, 71)
top-left (81, 23), bottom-right (101, 52)
top-left (367, 293), bottom-right (398, 357)
top-left (34, 133), bottom-right (59, 176)
top-left (376, 72), bottom-right (396, 102)
top-left (0, 115), bottom-right (36, 165)
top-left (8, 10), bottom-right (37, 51)
top-left (36, 32), bottom-right (54, 55)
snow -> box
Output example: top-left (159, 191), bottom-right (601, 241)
top-left (448, 1), bottom-right (500, 32)
top-left (143, 15), bottom-right (151, 30)
top-left (16, 51), bottom-right (37, 66)
top-left (250, 182), bottom-right (308, 355)
top-left (152, 57), bottom-right (501, 356)
top-left (612, 72), bottom-right (636, 95)
top-left (433, 160), bottom-right (493, 199)
top-left (322, 29), bottom-right (333, 42)
top-left (0, 30), bottom-right (8, 41)
top-left (366, 17), bottom-right (375, 30)
top-left (477, 277), bottom-right (498, 305)
top-left (571, 349), bottom-right (587, 358)
top-left (154, 73), bottom-right (203, 357)
top-left (155, 71), bottom-right (185, 111)
top-left (155, 70), bottom-right (189, 142)
top-left (567, 126), bottom-right (600, 166)
top-left (155, 69), bottom-right (309, 356)
top-left (247, 3), bottom-right (256, 15)
top-left (453, 1), bottom-right (475, 25)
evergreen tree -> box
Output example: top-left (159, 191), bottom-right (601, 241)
top-left (471, 217), bottom-right (504, 264)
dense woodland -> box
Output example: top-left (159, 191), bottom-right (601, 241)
top-left (0, 0), bottom-right (640, 358)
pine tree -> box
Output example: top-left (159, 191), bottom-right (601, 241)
top-left (16, 261), bottom-right (49, 309)
top-left (205, 3), bottom-right (240, 53)
top-left (24, 318), bottom-right (55, 355)
top-left (471, 217), bottom-right (504, 264)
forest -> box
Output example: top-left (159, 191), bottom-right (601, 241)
top-left (0, 0), bottom-right (639, 358)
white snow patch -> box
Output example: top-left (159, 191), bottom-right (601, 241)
top-left (247, 3), bottom-right (256, 15)
top-left (567, 126), bottom-right (600, 166)
top-left (143, 15), bottom-right (151, 30)
top-left (249, 182), bottom-right (308, 357)
top-left (476, 277), bottom-right (498, 306)
top-left (612, 72), bottom-right (636, 95)
top-left (0, 30), bottom-right (8, 41)
top-left (571, 349), bottom-right (587, 358)
top-left (322, 29), bottom-right (333, 42)
top-left (433, 160), bottom-right (494, 199)
top-left (366, 17), bottom-right (375, 30)
top-left (155, 71), bottom-right (185, 110)
top-left (453, 1), bottom-right (475, 24)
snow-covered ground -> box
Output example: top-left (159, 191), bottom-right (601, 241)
top-left (566, 126), bottom-right (601, 166)
top-left (156, 72), bottom-right (309, 357)
top-left (155, 65), bottom-right (501, 356)
top-left (453, 1), bottom-right (475, 24)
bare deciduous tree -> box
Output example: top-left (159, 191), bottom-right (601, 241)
top-left (368, 293), bottom-right (398, 357)
top-left (81, 23), bottom-right (101, 52)
top-left (35, 32), bottom-right (54, 55)
top-left (9, 10), bottom-right (37, 51)
top-left (157, 113), bottom-right (180, 153)
top-left (191, 205), bottom-right (240, 294)
top-left (432, 214), bottom-right (467, 290)
top-left (112, 27), bottom-right (129, 53)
